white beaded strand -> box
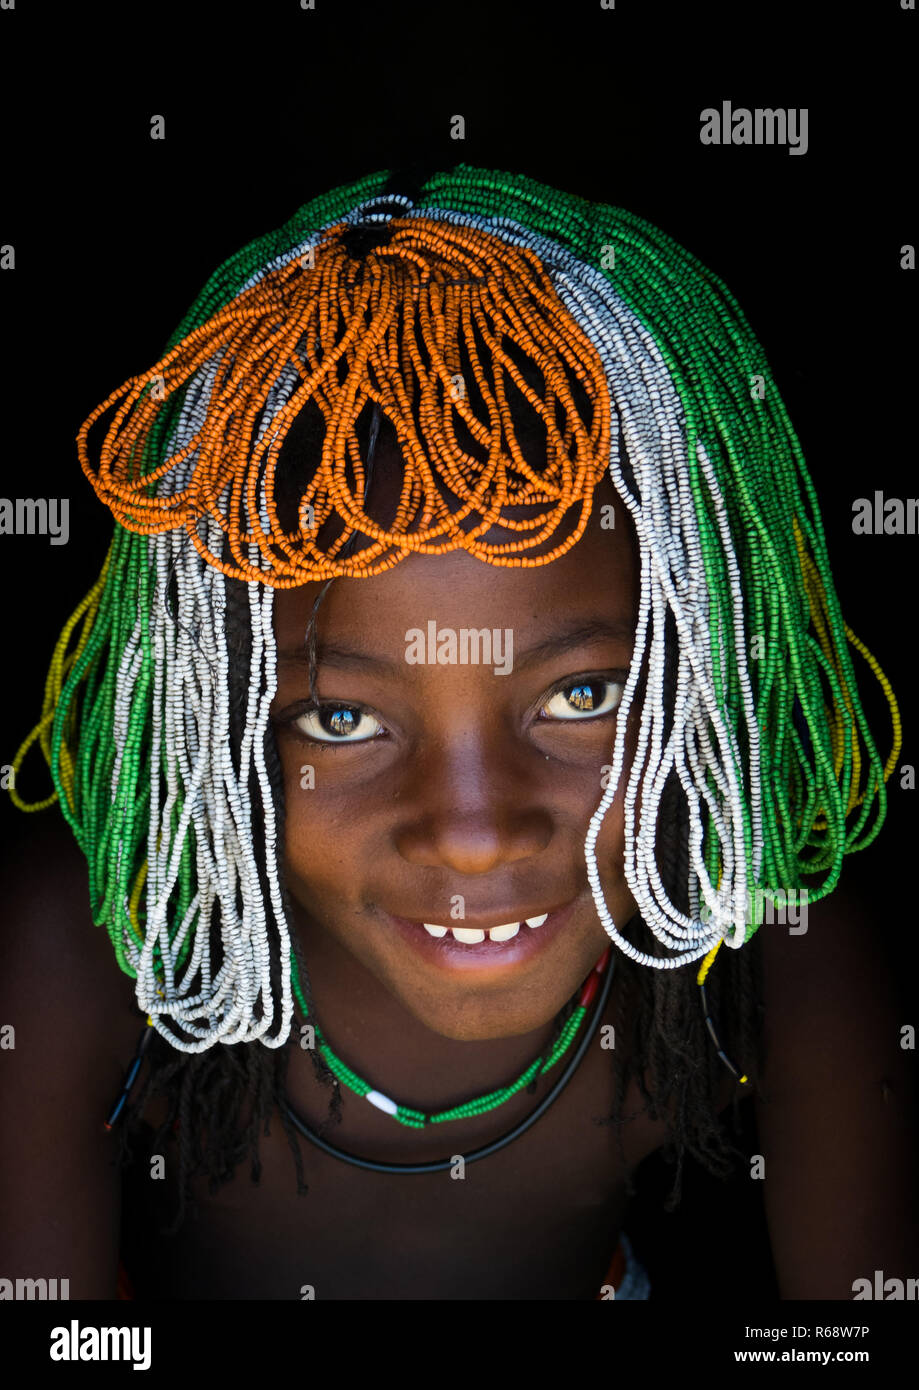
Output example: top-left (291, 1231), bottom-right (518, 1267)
top-left (109, 353), bottom-right (299, 1051)
top-left (404, 205), bottom-right (763, 967)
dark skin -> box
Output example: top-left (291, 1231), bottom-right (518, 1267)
top-left (270, 468), bottom-right (641, 1107)
top-left (142, 469), bottom-right (687, 1298)
top-left (0, 457), bottom-right (916, 1296)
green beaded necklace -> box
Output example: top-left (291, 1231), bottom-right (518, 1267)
top-left (289, 946), bottom-right (612, 1130)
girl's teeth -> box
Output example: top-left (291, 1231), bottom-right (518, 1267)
top-left (487, 922), bottom-right (521, 941)
top-left (420, 918), bottom-right (543, 942)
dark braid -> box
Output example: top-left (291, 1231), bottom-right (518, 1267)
top-left (115, 551), bottom-right (337, 1232)
top-left (601, 605), bottom-right (765, 1210)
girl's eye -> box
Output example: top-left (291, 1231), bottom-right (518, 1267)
top-left (291, 703), bottom-right (384, 745)
top-left (538, 677), bottom-right (624, 722)
top-left (284, 673), bottom-right (625, 747)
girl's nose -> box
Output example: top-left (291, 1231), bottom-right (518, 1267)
top-left (391, 741), bottom-right (552, 875)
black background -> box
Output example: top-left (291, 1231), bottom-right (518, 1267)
top-left (0, 0), bottom-right (915, 1309)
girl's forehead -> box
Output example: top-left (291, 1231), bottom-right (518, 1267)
top-left (268, 383), bottom-right (627, 608)
top-left (271, 472), bottom-right (637, 642)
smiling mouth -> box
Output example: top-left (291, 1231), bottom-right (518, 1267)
top-left (379, 899), bottom-right (581, 969)
top-left (419, 914), bottom-right (549, 943)
top-left (387, 900), bottom-right (582, 947)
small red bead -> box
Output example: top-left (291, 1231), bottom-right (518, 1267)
top-left (594, 944), bottom-right (612, 975)
top-left (578, 973), bottom-right (600, 1009)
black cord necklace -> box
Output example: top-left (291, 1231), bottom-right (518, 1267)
top-left (105, 946), bottom-right (747, 1149)
top-left (281, 956), bottom-right (617, 1175)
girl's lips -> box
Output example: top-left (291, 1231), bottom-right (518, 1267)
top-left (380, 900), bottom-right (578, 973)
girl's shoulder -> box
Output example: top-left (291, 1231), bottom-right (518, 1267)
top-left (0, 816), bottom-right (145, 1296)
top-left (0, 816), bottom-right (142, 1058)
top-left (753, 881), bottom-right (918, 1296)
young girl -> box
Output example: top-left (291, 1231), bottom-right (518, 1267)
top-left (3, 163), bottom-right (913, 1301)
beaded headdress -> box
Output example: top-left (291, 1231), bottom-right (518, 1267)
top-left (12, 165), bottom-right (900, 1056)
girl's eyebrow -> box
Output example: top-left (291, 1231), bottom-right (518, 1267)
top-left (277, 616), bottom-right (633, 675)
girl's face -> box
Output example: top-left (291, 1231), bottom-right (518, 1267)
top-left (270, 462), bottom-right (640, 1043)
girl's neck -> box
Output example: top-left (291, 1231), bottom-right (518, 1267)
top-left (286, 897), bottom-right (575, 1110)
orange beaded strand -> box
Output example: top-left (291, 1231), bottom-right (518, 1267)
top-left (76, 216), bottom-right (611, 587)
